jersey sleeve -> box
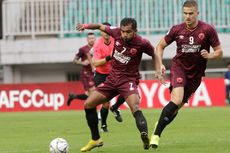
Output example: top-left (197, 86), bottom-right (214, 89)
top-left (142, 39), bottom-right (154, 56)
top-left (164, 26), bottom-right (176, 45)
top-left (104, 26), bottom-right (119, 38)
top-left (76, 48), bottom-right (83, 59)
top-left (207, 25), bottom-right (221, 48)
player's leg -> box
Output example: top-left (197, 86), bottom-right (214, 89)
top-left (67, 88), bottom-right (95, 106)
top-left (93, 72), bottom-right (110, 132)
top-left (125, 94), bottom-right (149, 150)
top-left (150, 77), bottom-right (202, 148)
top-left (81, 77), bottom-right (118, 152)
top-left (150, 87), bottom-right (183, 148)
top-left (71, 93), bottom-right (89, 100)
top-left (80, 90), bottom-right (107, 152)
top-left (117, 80), bottom-right (149, 149)
top-left (100, 102), bottom-right (109, 132)
top-left (155, 87), bottom-right (183, 135)
top-left (150, 65), bottom-right (185, 148)
top-left (67, 74), bottom-right (95, 106)
top-left (110, 95), bottom-right (124, 122)
top-left (67, 93), bottom-right (88, 106)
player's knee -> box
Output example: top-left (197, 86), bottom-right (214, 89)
top-left (130, 106), bottom-right (139, 113)
top-left (171, 98), bottom-right (183, 105)
top-left (128, 100), bottom-right (140, 113)
top-left (132, 103), bottom-right (140, 112)
top-left (84, 101), bottom-right (94, 109)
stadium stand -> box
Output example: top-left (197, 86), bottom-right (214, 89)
top-left (0, 0), bottom-right (230, 83)
top-left (2, 0), bottom-right (230, 39)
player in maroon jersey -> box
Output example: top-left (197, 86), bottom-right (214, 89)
top-left (150, 0), bottom-right (223, 149)
top-left (76, 18), bottom-right (155, 151)
top-left (72, 33), bottom-right (96, 97)
top-left (90, 22), bottom-right (124, 132)
top-left (68, 23), bottom-right (125, 132)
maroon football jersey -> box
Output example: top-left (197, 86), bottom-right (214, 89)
top-left (165, 20), bottom-right (220, 78)
top-left (76, 45), bottom-right (93, 76)
top-left (104, 26), bottom-right (154, 83)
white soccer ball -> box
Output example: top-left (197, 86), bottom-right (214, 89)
top-left (49, 138), bottom-right (69, 153)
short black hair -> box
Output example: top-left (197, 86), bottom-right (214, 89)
top-left (120, 18), bottom-right (137, 31)
top-left (87, 32), bottom-right (94, 36)
top-left (227, 62), bottom-right (230, 66)
top-left (102, 22), bottom-right (111, 26)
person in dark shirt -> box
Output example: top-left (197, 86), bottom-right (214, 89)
top-left (150, 0), bottom-right (223, 149)
top-left (73, 32), bottom-right (96, 96)
top-left (224, 62), bottom-right (230, 104)
top-left (76, 18), bottom-right (155, 152)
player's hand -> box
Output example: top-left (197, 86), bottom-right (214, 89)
top-left (155, 72), bottom-right (165, 85)
top-left (155, 64), bottom-right (166, 85)
top-left (76, 23), bottom-right (85, 31)
top-left (200, 49), bottom-right (209, 59)
top-left (92, 67), bottom-right (96, 73)
top-left (161, 64), bottom-right (166, 76)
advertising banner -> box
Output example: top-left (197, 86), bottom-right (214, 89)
top-left (0, 78), bottom-right (226, 112)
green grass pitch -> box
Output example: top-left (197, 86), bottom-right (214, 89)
top-left (0, 107), bottom-right (230, 153)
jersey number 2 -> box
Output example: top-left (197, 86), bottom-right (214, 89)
top-left (129, 82), bottom-right (134, 91)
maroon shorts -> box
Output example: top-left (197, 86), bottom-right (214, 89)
top-left (80, 71), bottom-right (95, 91)
top-left (170, 64), bottom-right (201, 103)
top-left (96, 78), bottom-right (139, 100)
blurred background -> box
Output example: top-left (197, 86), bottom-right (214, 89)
top-left (0, 0), bottom-right (229, 84)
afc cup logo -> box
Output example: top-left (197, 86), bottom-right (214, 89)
top-left (176, 77), bottom-right (183, 83)
top-left (89, 81), bottom-right (94, 86)
top-left (130, 48), bottom-right (137, 55)
top-left (198, 33), bottom-right (205, 40)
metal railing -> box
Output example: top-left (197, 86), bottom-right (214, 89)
top-left (2, 0), bottom-right (230, 39)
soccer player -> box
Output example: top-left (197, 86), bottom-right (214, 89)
top-left (150, 0), bottom-right (223, 149)
top-left (72, 33), bottom-right (96, 98)
top-left (91, 22), bottom-right (125, 132)
top-left (67, 23), bottom-right (125, 132)
top-left (76, 18), bottom-right (155, 152)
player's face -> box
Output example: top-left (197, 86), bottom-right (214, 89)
top-left (120, 24), bottom-right (136, 42)
top-left (100, 31), bottom-right (110, 41)
top-left (87, 35), bottom-right (96, 46)
top-left (183, 6), bottom-right (199, 28)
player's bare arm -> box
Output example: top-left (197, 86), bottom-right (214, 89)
top-left (200, 45), bottom-right (223, 59)
top-left (92, 58), bottom-right (107, 67)
top-left (76, 23), bottom-right (107, 32)
top-left (155, 38), bottom-right (167, 84)
top-left (86, 52), bottom-right (95, 70)
top-left (92, 53), bottom-right (112, 67)
top-left (73, 56), bottom-right (90, 66)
